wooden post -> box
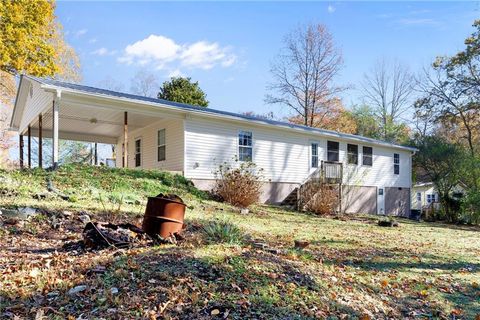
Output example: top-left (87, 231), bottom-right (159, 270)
top-left (123, 111), bottom-right (128, 168)
top-left (52, 91), bottom-right (60, 170)
top-left (38, 114), bottom-right (42, 168)
top-left (19, 134), bottom-right (24, 169)
top-left (27, 125), bottom-right (31, 168)
top-left (94, 142), bottom-right (98, 165)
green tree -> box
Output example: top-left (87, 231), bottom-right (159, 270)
top-left (350, 105), bottom-right (411, 144)
top-left (157, 77), bottom-right (208, 107)
top-left (414, 136), bottom-right (466, 222)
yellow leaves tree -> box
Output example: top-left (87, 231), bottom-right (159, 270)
top-left (288, 98), bottom-right (357, 134)
top-left (0, 0), bottom-right (81, 165)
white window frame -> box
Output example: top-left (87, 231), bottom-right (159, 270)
top-left (310, 142), bottom-right (319, 168)
top-left (238, 130), bottom-right (253, 162)
top-left (327, 140), bottom-right (340, 162)
top-left (134, 138), bottom-right (142, 168)
top-left (347, 143), bottom-right (358, 165)
top-left (362, 146), bottom-right (373, 166)
top-left (416, 192), bottom-right (421, 201)
top-left (157, 129), bottom-right (166, 162)
top-left (394, 153), bottom-right (400, 175)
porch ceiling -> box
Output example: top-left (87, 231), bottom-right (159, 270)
top-left (25, 101), bottom-right (164, 144)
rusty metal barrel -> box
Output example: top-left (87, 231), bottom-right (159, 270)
top-left (142, 194), bottom-right (186, 238)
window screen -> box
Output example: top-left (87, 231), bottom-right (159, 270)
top-left (347, 144), bottom-right (358, 165)
top-left (158, 129), bottom-right (166, 161)
top-left (363, 146), bottom-right (373, 166)
top-left (394, 153), bottom-right (400, 174)
top-left (238, 131), bottom-right (253, 161)
top-left (327, 141), bottom-right (339, 162)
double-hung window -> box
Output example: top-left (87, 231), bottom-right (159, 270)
top-left (363, 146), bottom-right (373, 166)
top-left (347, 144), bottom-right (358, 165)
top-left (311, 143), bottom-right (319, 168)
top-left (327, 141), bottom-right (339, 162)
top-left (135, 139), bottom-right (141, 167)
top-left (427, 194), bottom-right (434, 203)
top-left (416, 192), bottom-right (421, 201)
top-left (394, 153), bottom-right (400, 175)
top-left (238, 131), bottom-right (253, 161)
top-left (157, 129), bottom-right (166, 161)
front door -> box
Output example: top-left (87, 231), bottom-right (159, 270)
top-left (377, 187), bottom-right (385, 215)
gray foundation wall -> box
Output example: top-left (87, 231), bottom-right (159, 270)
top-left (190, 179), bottom-right (299, 204)
top-left (191, 179), bottom-right (411, 216)
top-left (385, 187), bottom-right (411, 217)
top-left (342, 186), bottom-right (377, 215)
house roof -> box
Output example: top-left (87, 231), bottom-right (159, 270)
top-left (16, 75), bottom-right (418, 152)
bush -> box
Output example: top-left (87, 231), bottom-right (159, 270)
top-left (300, 183), bottom-right (338, 215)
top-left (461, 190), bottom-right (480, 224)
top-left (213, 158), bottom-right (264, 208)
top-left (202, 218), bottom-right (245, 244)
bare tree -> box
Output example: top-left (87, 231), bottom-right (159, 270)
top-left (266, 23), bottom-right (344, 127)
top-left (361, 59), bottom-right (415, 141)
top-left (130, 70), bottom-right (159, 98)
top-left (97, 76), bottom-right (125, 92)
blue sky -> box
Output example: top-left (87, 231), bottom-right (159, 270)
top-left (57, 1), bottom-right (478, 118)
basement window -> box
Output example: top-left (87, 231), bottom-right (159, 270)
top-left (135, 139), bottom-right (141, 167)
top-left (238, 131), bottom-right (253, 161)
top-left (363, 146), bottom-right (373, 166)
top-left (311, 143), bottom-right (319, 168)
top-left (158, 129), bottom-right (166, 161)
top-left (347, 144), bottom-right (358, 165)
top-left (327, 141), bottom-right (339, 162)
top-left (394, 153), bottom-right (400, 175)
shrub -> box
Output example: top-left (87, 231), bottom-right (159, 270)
top-left (213, 158), bottom-right (264, 208)
top-left (300, 183), bottom-right (338, 215)
top-left (202, 218), bottom-right (244, 244)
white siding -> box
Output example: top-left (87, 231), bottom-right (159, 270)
top-left (19, 80), bottom-right (52, 133)
top-left (184, 117), bottom-right (310, 183)
top-left (184, 116), bottom-right (413, 188)
top-left (342, 144), bottom-right (412, 188)
top-left (115, 118), bottom-right (184, 172)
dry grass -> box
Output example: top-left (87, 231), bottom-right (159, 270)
top-left (1, 165), bottom-right (479, 319)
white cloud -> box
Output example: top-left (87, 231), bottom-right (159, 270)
top-left (168, 69), bottom-right (183, 78)
top-left (118, 34), bottom-right (237, 71)
top-left (75, 29), bottom-right (88, 37)
top-left (327, 5), bottom-right (336, 13)
top-left (91, 47), bottom-right (117, 56)
top-left (89, 38), bottom-right (98, 44)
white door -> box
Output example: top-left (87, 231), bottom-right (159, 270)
top-left (377, 187), bottom-right (385, 215)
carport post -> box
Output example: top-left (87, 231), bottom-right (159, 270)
top-left (27, 125), bottom-right (31, 168)
top-left (38, 114), bottom-right (42, 168)
top-left (19, 134), bottom-right (24, 169)
top-left (123, 111), bottom-right (128, 168)
top-left (52, 90), bottom-right (61, 170)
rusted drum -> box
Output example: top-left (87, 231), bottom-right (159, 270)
top-left (142, 195), bottom-right (186, 238)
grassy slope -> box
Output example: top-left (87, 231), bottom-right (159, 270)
top-left (0, 164), bottom-right (479, 319)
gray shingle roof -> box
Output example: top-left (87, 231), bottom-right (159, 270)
top-left (28, 75), bottom-right (418, 152)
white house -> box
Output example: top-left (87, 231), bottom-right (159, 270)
top-left (411, 182), bottom-right (465, 212)
top-left (10, 75), bottom-right (417, 216)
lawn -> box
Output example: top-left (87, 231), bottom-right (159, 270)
top-left (1, 165), bottom-right (479, 319)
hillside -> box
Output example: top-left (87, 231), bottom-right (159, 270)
top-left (0, 165), bottom-right (479, 319)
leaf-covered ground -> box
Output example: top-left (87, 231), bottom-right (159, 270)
top-left (1, 165), bottom-right (479, 319)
